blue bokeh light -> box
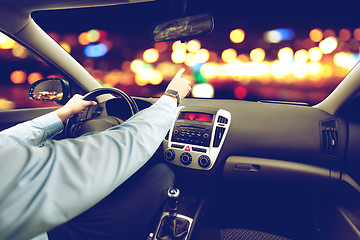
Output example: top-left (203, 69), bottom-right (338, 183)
top-left (84, 43), bottom-right (108, 58)
top-left (275, 29), bottom-right (295, 41)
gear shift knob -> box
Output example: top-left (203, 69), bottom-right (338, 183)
top-left (167, 188), bottom-right (180, 218)
top-left (168, 187), bottom-right (180, 197)
top-left (157, 188), bottom-right (190, 240)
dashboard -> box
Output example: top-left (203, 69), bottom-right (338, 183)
top-left (63, 95), bottom-right (352, 188)
top-left (146, 97), bottom-right (352, 190)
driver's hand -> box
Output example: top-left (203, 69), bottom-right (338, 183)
top-left (55, 94), bottom-right (97, 122)
top-left (166, 68), bottom-right (191, 101)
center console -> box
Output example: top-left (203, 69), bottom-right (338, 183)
top-left (163, 106), bottom-right (231, 170)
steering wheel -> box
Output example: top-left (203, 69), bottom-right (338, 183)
top-left (68, 87), bottom-right (139, 137)
top-left (82, 87), bottom-right (139, 114)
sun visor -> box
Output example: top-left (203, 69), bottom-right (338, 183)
top-left (0, 0), bottom-right (155, 34)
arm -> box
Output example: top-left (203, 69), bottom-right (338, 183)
top-left (0, 112), bottom-right (63, 147)
top-left (0, 95), bottom-right (96, 147)
top-left (0, 69), bottom-right (191, 240)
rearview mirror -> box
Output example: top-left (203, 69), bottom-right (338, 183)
top-left (152, 13), bottom-right (214, 42)
top-left (28, 78), bottom-right (70, 105)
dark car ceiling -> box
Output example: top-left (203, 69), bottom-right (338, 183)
top-left (31, 0), bottom-right (359, 33)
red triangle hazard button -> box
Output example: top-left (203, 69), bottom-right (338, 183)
top-left (185, 145), bottom-right (191, 151)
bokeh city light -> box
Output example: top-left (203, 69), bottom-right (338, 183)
top-left (1, 23), bottom-right (360, 109)
top-left (230, 29), bottom-right (245, 43)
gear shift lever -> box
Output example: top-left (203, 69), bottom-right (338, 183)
top-left (168, 188), bottom-right (180, 218)
top-left (157, 188), bottom-right (190, 240)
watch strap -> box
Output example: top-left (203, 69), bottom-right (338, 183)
top-left (164, 89), bottom-right (180, 106)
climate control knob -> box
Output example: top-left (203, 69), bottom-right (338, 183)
top-left (180, 152), bottom-right (192, 165)
top-left (164, 149), bottom-right (175, 161)
top-left (198, 155), bottom-right (211, 168)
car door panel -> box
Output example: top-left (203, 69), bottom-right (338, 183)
top-left (319, 182), bottom-right (360, 240)
top-left (0, 107), bottom-right (57, 131)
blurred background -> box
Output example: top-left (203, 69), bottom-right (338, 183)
top-left (0, 0), bottom-right (359, 109)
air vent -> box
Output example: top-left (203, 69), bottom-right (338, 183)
top-left (213, 126), bottom-right (225, 147)
top-left (322, 129), bottom-right (338, 157)
top-left (218, 116), bottom-right (228, 124)
top-left (91, 112), bottom-right (101, 118)
top-left (321, 120), bottom-right (336, 128)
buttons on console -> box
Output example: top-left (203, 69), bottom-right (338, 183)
top-left (171, 143), bottom-right (184, 149)
top-left (171, 126), bottom-right (211, 147)
top-left (192, 146), bottom-right (206, 153)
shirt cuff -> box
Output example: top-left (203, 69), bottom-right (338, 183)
top-left (30, 232), bottom-right (49, 240)
top-left (33, 112), bottom-right (64, 138)
top-left (159, 95), bottom-right (178, 109)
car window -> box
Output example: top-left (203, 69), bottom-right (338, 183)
top-left (0, 4), bottom-right (359, 110)
top-left (0, 37), bottom-right (61, 110)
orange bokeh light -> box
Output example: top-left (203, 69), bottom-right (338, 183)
top-left (324, 29), bottom-right (336, 38)
top-left (353, 28), bottom-right (360, 41)
top-left (78, 32), bottom-right (90, 45)
top-left (309, 28), bottom-right (323, 42)
top-left (28, 72), bottom-right (43, 85)
top-left (339, 28), bottom-right (352, 41)
top-left (10, 70), bottom-right (27, 84)
top-left (154, 42), bottom-right (168, 52)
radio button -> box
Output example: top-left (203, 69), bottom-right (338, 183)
top-left (171, 144), bottom-right (184, 149)
top-left (192, 147), bottom-right (206, 153)
top-left (180, 152), bottom-right (192, 165)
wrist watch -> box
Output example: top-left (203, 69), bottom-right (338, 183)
top-left (164, 89), bottom-right (180, 106)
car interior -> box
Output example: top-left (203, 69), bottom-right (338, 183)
top-left (1, 0), bottom-right (360, 239)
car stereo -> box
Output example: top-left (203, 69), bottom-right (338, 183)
top-left (163, 106), bottom-right (231, 170)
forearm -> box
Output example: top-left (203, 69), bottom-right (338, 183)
top-left (54, 107), bottom-right (73, 123)
top-left (0, 112), bottom-right (63, 147)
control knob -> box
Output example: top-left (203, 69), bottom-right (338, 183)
top-left (164, 149), bottom-right (175, 161)
top-left (198, 155), bottom-right (211, 168)
top-left (180, 152), bottom-right (192, 165)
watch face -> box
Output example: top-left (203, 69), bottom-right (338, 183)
top-left (165, 89), bottom-right (180, 106)
top-left (166, 89), bottom-right (179, 96)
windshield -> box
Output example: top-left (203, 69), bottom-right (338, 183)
top-left (0, 2), bottom-right (358, 109)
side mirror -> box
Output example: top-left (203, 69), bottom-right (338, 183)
top-left (152, 13), bottom-right (214, 42)
top-left (28, 78), bottom-right (70, 105)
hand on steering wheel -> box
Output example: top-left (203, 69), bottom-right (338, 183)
top-left (68, 87), bottom-right (139, 137)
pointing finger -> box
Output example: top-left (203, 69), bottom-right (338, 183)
top-left (174, 68), bottom-right (185, 79)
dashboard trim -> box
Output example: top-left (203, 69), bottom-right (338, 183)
top-left (223, 156), bottom-right (333, 187)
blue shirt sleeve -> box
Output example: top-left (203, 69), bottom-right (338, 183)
top-left (0, 112), bottom-right (64, 147)
top-left (0, 96), bottom-right (177, 240)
